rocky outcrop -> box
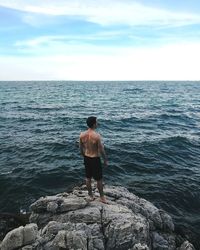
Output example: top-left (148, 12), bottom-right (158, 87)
top-left (0, 185), bottom-right (196, 250)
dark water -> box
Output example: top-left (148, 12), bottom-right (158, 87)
top-left (0, 81), bottom-right (200, 246)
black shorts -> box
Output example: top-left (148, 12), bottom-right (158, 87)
top-left (84, 155), bottom-right (102, 181)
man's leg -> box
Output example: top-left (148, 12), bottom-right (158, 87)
top-left (97, 179), bottom-right (108, 203)
top-left (86, 178), bottom-right (94, 199)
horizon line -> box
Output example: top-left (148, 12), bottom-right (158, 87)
top-left (0, 80), bottom-right (200, 82)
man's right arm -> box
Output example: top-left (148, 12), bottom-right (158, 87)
top-left (79, 135), bottom-right (85, 156)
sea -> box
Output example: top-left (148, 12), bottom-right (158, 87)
top-left (0, 81), bottom-right (200, 247)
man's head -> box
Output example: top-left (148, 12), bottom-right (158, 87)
top-left (86, 116), bottom-right (97, 129)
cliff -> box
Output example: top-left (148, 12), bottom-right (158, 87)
top-left (0, 185), bottom-right (196, 250)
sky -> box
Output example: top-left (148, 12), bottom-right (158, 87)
top-left (0, 0), bottom-right (200, 81)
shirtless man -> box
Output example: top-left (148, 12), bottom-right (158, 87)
top-left (79, 116), bottom-right (108, 203)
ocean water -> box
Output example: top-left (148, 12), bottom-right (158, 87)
top-left (0, 81), bottom-right (200, 246)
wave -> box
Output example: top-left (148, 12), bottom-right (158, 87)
top-left (156, 135), bottom-right (200, 148)
top-left (101, 112), bottom-right (197, 130)
top-left (10, 105), bottom-right (65, 112)
top-left (157, 113), bottom-right (196, 124)
top-left (123, 88), bottom-right (144, 93)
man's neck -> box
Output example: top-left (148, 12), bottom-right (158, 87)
top-left (88, 128), bottom-right (95, 132)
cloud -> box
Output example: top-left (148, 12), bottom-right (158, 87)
top-left (14, 31), bottom-right (128, 48)
top-left (1, 0), bottom-right (200, 27)
top-left (13, 29), bottom-right (142, 57)
top-left (1, 42), bottom-right (200, 81)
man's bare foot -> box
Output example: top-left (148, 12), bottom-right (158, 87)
top-left (99, 196), bottom-right (108, 204)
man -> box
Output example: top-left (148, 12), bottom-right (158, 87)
top-left (79, 116), bottom-right (108, 203)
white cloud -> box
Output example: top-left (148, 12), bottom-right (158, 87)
top-left (14, 36), bottom-right (122, 58)
top-left (14, 30), bottom-right (128, 48)
top-left (1, 0), bottom-right (200, 27)
top-left (1, 42), bottom-right (200, 81)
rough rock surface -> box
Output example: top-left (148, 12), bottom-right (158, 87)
top-left (0, 185), bottom-right (196, 250)
top-left (178, 241), bottom-right (195, 250)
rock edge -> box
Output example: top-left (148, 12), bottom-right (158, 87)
top-left (0, 185), bottom-right (196, 250)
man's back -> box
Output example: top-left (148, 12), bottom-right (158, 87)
top-left (80, 130), bottom-right (100, 158)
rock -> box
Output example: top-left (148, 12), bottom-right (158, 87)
top-left (102, 204), bottom-right (150, 249)
top-left (1, 185), bottom-right (196, 250)
top-left (159, 209), bottom-right (174, 232)
top-left (59, 195), bottom-right (88, 212)
top-left (113, 188), bottom-right (173, 232)
top-left (39, 221), bottom-right (104, 250)
top-left (52, 230), bottom-right (66, 248)
top-left (21, 246), bottom-right (33, 250)
top-left (0, 223), bottom-right (38, 250)
top-left (153, 232), bottom-right (176, 250)
top-left (1, 226), bottom-right (24, 250)
top-left (54, 206), bottom-right (102, 224)
top-left (178, 240), bottom-right (195, 250)
top-left (23, 223), bottom-right (38, 245)
top-left (30, 195), bottom-right (88, 214)
top-left (47, 202), bottom-right (58, 213)
top-left (132, 243), bottom-right (150, 250)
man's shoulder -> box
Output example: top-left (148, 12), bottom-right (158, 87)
top-left (80, 131), bottom-right (86, 138)
top-left (94, 132), bottom-right (101, 139)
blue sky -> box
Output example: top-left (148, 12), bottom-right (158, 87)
top-left (0, 0), bottom-right (200, 80)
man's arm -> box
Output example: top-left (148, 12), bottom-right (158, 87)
top-left (97, 135), bottom-right (108, 166)
top-left (79, 135), bottom-right (85, 156)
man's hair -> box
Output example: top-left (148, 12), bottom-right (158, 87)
top-left (86, 116), bottom-right (97, 128)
